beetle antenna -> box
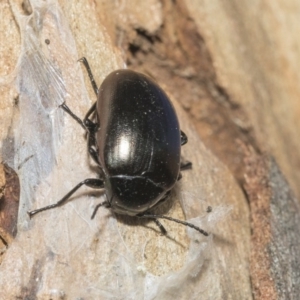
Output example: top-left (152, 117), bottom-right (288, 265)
top-left (138, 214), bottom-right (209, 236)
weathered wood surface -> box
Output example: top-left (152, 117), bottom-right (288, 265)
top-left (0, 0), bottom-right (299, 299)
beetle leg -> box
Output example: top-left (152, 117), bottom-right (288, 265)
top-left (83, 102), bottom-right (97, 127)
top-left (177, 172), bottom-right (182, 181)
top-left (27, 178), bottom-right (104, 218)
top-left (179, 131), bottom-right (192, 171)
top-left (153, 219), bottom-right (167, 235)
top-left (87, 135), bottom-right (100, 165)
top-left (91, 201), bottom-right (111, 219)
top-left (60, 102), bottom-right (99, 164)
top-left (60, 102), bottom-right (97, 132)
top-left (180, 130), bottom-right (188, 145)
top-left (136, 212), bottom-right (167, 235)
top-left (180, 159), bottom-right (192, 170)
top-left (78, 57), bottom-right (98, 95)
top-left (85, 119), bottom-right (100, 165)
top-left (77, 57), bottom-right (99, 129)
top-left (60, 102), bottom-right (85, 129)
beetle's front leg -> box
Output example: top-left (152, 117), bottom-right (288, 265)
top-left (60, 102), bottom-right (86, 129)
top-left (60, 102), bottom-right (97, 131)
top-left (78, 57), bottom-right (98, 96)
top-left (177, 158), bottom-right (192, 180)
top-left (60, 102), bottom-right (99, 164)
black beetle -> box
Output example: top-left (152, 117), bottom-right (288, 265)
top-left (28, 58), bottom-right (208, 236)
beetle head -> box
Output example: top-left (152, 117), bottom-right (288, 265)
top-left (106, 175), bottom-right (165, 216)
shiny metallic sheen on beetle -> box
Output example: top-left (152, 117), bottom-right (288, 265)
top-left (28, 58), bottom-right (208, 236)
